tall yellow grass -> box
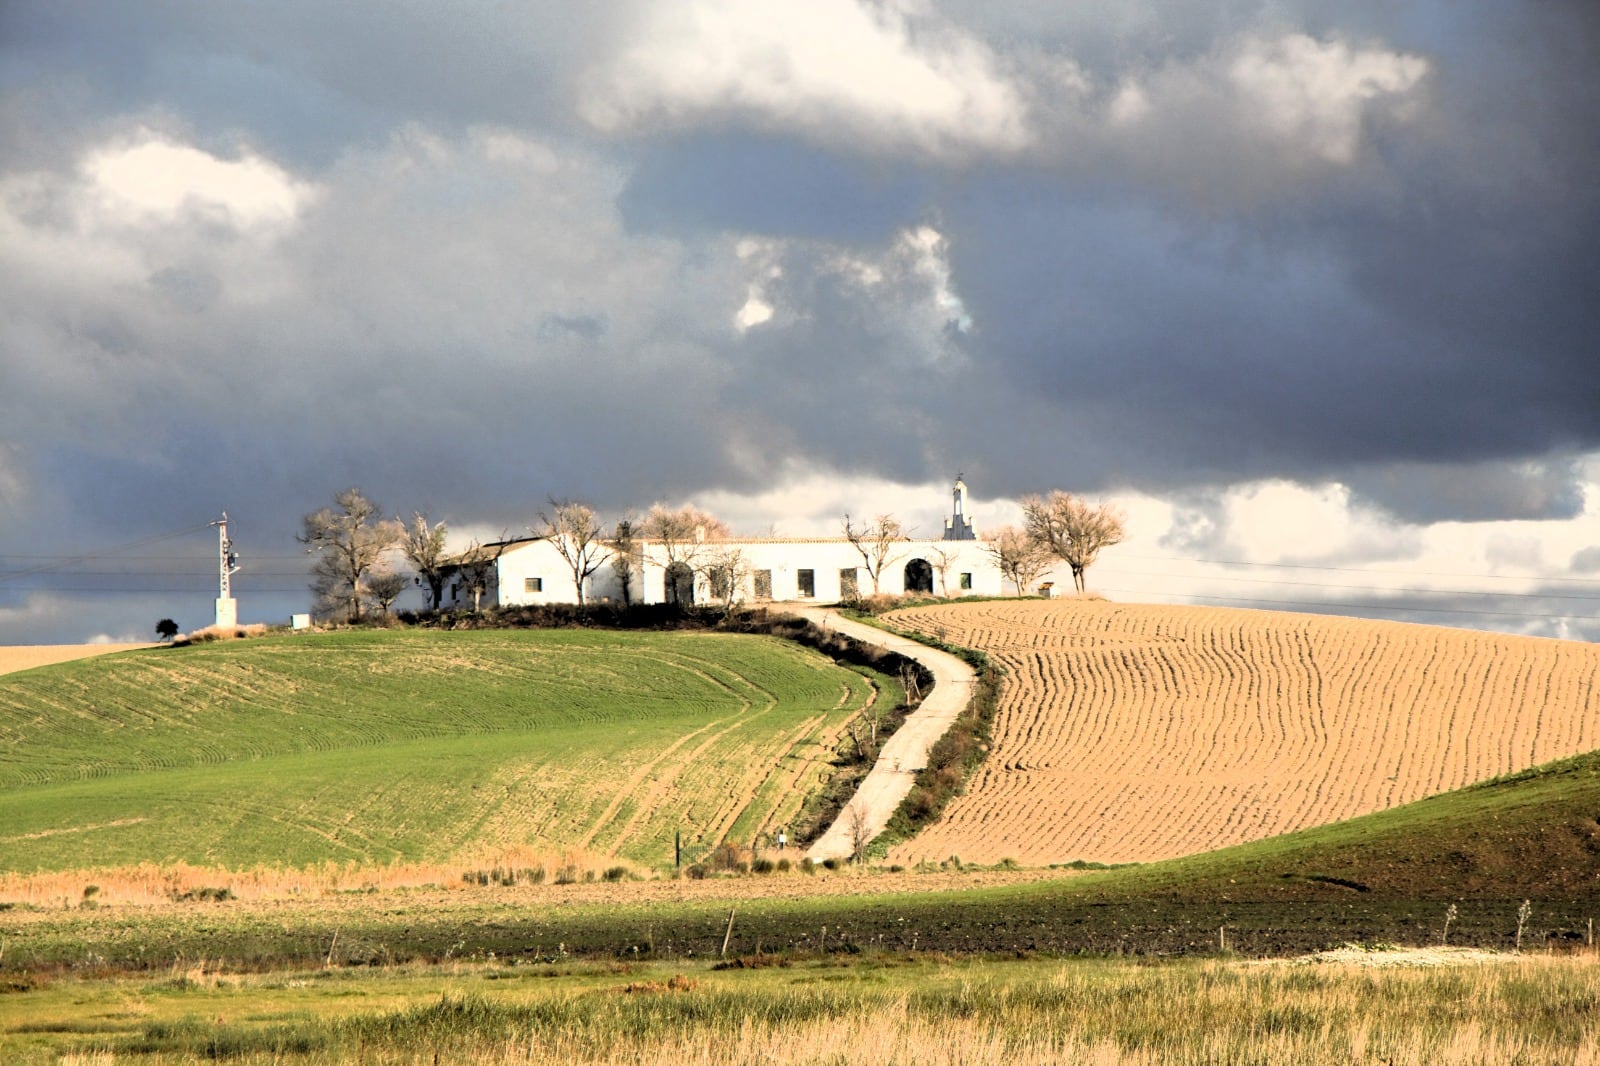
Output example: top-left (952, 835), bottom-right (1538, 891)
top-left (0, 845), bottom-right (636, 907)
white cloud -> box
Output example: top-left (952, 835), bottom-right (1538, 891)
top-left (1214, 479), bottom-right (1403, 565)
top-left (1090, 31), bottom-right (1431, 192)
top-left (1086, 466), bottom-right (1600, 640)
top-left (581, 0), bottom-right (1030, 159)
top-left (733, 237), bottom-right (781, 331)
top-left (727, 224), bottom-right (970, 354)
top-left (896, 224), bottom-right (971, 333)
top-left (1228, 34), bottom-right (1429, 164)
top-left (695, 465), bottom-right (997, 538)
top-left (83, 132), bottom-right (316, 227)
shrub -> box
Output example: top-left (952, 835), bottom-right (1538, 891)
top-left (603, 866), bottom-right (628, 883)
top-left (173, 886), bottom-right (235, 902)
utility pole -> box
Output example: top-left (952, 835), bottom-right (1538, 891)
top-left (210, 513), bottom-right (241, 629)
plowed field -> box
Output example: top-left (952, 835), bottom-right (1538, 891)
top-left (886, 601), bottom-right (1600, 866)
top-left (0, 644), bottom-right (149, 676)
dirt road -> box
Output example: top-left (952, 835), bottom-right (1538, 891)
top-left (795, 607), bottom-right (975, 862)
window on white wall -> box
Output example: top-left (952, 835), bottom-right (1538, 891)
top-left (797, 569), bottom-right (815, 598)
top-left (525, 577), bottom-right (543, 593)
top-left (959, 572), bottom-right (972, 590)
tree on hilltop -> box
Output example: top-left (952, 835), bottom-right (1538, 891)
top-left (450, 538), bottom-right (506, 614)
top-left (365, 567), bottom-right (408, 616)
top-left (842, 513), bottom-right (907, 595)
top-left (400, 512), bottom-right (450, 611)
top-left (535, 498), bottom-right (610, 606)
top-left (609, 515), bottom-right (639, 605)
top-left (986, 524), bottom-right (1052, 597)
top-left (641, 504), bottom-right (729, 604)
top-left (300, 488), bottom-right (403, 622)
top-left (1021, 491), bottom-right (1125, 594)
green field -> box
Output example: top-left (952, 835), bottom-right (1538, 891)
top-left (0, 629), bottom-right (888, 872)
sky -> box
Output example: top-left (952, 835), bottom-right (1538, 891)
top-left (1, 1), bottom-right (1597, 644)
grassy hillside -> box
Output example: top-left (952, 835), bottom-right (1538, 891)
top-left (0, 629), bottom-right (887, 872)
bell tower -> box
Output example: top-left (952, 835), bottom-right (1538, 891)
top-left (942, 474), bottom-right (975, 540)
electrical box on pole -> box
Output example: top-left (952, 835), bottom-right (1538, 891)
top-left (211, 512), bottom-right (241, 630)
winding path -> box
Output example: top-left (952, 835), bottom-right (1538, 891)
top-left (794, 607), bottom-right (977, 862)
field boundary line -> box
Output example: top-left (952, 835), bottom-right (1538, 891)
top-left (794, 607), bottom-right (976, 862)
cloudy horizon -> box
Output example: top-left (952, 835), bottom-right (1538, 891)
top-left (2, 2), bottom-right (1596, 644)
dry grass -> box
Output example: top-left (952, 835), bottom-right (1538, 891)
top-left (0, 855), bottom-right (1072, 912)
top-left (887, 600), bottom-right (1600, 866)
top-left (21, 954), bottom-right (1596, 1065)
top-left (0, 845), bottom-right (636, 907)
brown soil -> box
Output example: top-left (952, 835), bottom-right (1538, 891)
top-left (885, 600), bottom-right (1600, 867)
top-left (0, 643), bottom-right (152, 677)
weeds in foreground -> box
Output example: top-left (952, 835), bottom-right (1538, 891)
top-left (29, 954), bottom-right (1600, 1065)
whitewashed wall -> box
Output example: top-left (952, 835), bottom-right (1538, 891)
top-left (479, 536), bottom-right (1006, 608)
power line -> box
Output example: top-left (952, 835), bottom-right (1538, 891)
top-left (0, 524), bottom-right (216, 584)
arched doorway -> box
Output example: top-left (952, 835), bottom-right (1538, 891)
top-left (903, 558), bottom-right (934, 595)
top-left (665, 562), bottom-right (695, 605)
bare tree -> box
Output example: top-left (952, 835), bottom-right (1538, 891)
top-left (535, 498), bottom-right (610, 606)
top-left (451, 539), bottom-right (506, 613)
top-left (846, 798), bottom-right (873, 864)
top-left (641, 504), bottom-right (729, 604)
top-left (609, 515), bottom-right (638, 605)
top-left (927, 544), bottom-right (958, 597)
top-left (300, 488), bottom-right (402, 622)
top-left (399, 511), bottom-right (450, 611)
top-left (841, 513), bottom-right (907, 595)
top-left (699, 544), bottom-right (751, 610)
top-left (986, 524), bottom-right (1053, 597)
top-left (1021, 492), bottom-right (1126, 594)
top-left (365, 567), bottom-right (408, 616)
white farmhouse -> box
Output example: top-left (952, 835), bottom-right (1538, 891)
top-left (443, 478), bottom-right (1013, 609)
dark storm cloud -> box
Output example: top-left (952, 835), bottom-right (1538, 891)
top-left (0, 2), bottom-right (635, 166)
top-left (3, 1), bottom-right (1598, 643)
top-left (1345, 459), bottom-right (1588, 525)
top-left (931, 4), bottom-right (1600, 502)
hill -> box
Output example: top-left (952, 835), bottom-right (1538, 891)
top-left (885, 600), bottom-right (1600, 867)
top-left (0, 628), bottom-right (887, 873)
